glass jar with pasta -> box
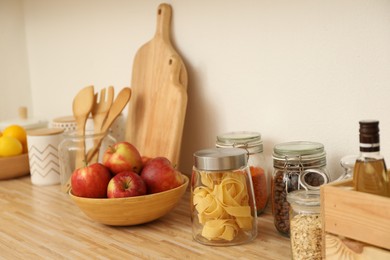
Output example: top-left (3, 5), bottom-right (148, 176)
top-left (216, 131), bottom-right (269, 215)
top-left (191, 148), bottom-right (257, 246)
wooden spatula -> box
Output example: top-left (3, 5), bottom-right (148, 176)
top-left (72, 85), bottom-right (94, 169)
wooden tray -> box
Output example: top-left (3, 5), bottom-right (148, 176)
top-left (0, 153), bottom-right (30, 180)
top-left (321, 179), bottom-right (390, 258)
top-left (125, 3), bottom-right (188, 167)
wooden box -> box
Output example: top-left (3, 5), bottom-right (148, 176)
top-left (321, 179), bottom-right (390, 259)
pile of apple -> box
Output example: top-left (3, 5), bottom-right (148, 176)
top-left (71, 142), bottom-right (184, 198)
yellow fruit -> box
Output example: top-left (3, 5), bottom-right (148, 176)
top-left (0, 136), bottom-right (23, 157)
top-left (2, 125), bottom-right (27, 153)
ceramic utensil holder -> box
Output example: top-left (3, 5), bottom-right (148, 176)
top-left (27, 128), bottom-right (64, 186)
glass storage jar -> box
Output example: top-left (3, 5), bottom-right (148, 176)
top-left (191, 148), bottom-right (257, 246)
top-left (287, 190), bottom-right (322, 260)
top-left (272, 141), bottom-right (329, 236)
top-left (216, 131), bottom-right (269, 215)
top-left (58, 130), bottom-right (116, 192)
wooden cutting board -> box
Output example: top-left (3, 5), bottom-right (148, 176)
top-left (125, 3), bottom-right (188, 167)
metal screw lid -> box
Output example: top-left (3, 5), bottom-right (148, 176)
top-left (193, 148), bottom-right (248, 171)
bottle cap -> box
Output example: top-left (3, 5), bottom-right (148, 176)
top-left (359, 120), bottom-right (380, 152)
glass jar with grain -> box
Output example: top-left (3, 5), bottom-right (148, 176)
top-left (287, 190), bottom-right (322, 260)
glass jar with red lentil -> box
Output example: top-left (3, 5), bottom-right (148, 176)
top-left (216, 131), bottom-right (269, 215)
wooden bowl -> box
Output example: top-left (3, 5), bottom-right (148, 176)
top-left (69, 175), bottom-right (189, 226)
top-left (0, 153), bottom-right (30, 180)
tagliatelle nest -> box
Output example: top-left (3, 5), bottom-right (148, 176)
top-left (193, 171), bottom-right (253, 241)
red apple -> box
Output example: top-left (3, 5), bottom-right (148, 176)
top-left (141, 155), bottom-right (152, 169)
top-left (71, 163), bottom-right (112, 198)
top-left (103, 142), bottom-right (142, 175)
top-left (141, 155), bottom-right (152, 166)
top-left (140, 157), bottom-right (184, 194)
top-left (107, 171), bottom-right (147, 198)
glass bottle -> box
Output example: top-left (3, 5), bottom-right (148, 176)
top-left (272, 141), bottom-right (329, 236)
top-left (191, 148), bottom-right (257, 246)
top-left (216, 131), bottom-right (268, 215)
top-left (353, 120), bottom-right (389, 197)
top-left (287, 190), bottom-right (322, 260)
top-left (58, 130), bottom-right (116, 192)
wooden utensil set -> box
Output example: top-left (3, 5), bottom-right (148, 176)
top-left (66, 3), bottom-right (187, 192)
top-left (72, 85), bottom-right (131, 169)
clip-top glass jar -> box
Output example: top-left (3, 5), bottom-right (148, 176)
top-left (216, 131), bottom-right (269, 215)
top-left (271, 141), bottom-right (329, 236)
top-left (58, 130), bottom-right (116, 192)
top-left (191, 148), bottom-right (257, 246)
top-left (287, 190), bottom-right (322, 260)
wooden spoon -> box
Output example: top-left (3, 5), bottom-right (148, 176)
top-left (72, 85), bottom-right (95, 169)
top-left (86, 87), bottom-right (132, 163)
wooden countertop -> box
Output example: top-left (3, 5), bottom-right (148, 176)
top-left (0, 176), bottom-right (291, 259)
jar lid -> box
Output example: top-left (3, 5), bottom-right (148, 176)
top-left (287, 190), bottom-right (320, 207)
top-left (193, 148), bottom-right (247, 171)
top-left (216, 131), bottom-right (262, 150)
top-left (274, 141), bottom-right (324, 156)
top-left (273, 140), bottom-right (326, 160)
top-left (28, 128), bottom-right (64, 136)
top-left (273, 141), bottom-right (327, 169)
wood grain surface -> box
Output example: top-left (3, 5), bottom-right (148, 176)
top-left (325, 233), bottom-right (390, 259)
top-left (0, 176), bottom-right (291, 259)
top-left (321, 179), bottom-right (390, 250)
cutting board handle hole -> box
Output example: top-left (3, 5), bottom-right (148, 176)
top-left (158, 8), bottom-right (162, 15)
top-left (169, 59), bottom-right (172, 65)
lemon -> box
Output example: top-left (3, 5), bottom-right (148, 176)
top-left (0, 136), bottom-right (23, 157)
top-left (2, 125), bottom-right (27, 153)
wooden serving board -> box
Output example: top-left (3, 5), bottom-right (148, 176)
top-left (125, 3), bottom-right (188, 167)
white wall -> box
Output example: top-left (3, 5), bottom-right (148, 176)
top-left (3, 0), bottom-right (390, 177)
top-left (0, 0), bottom-right (32, 120)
